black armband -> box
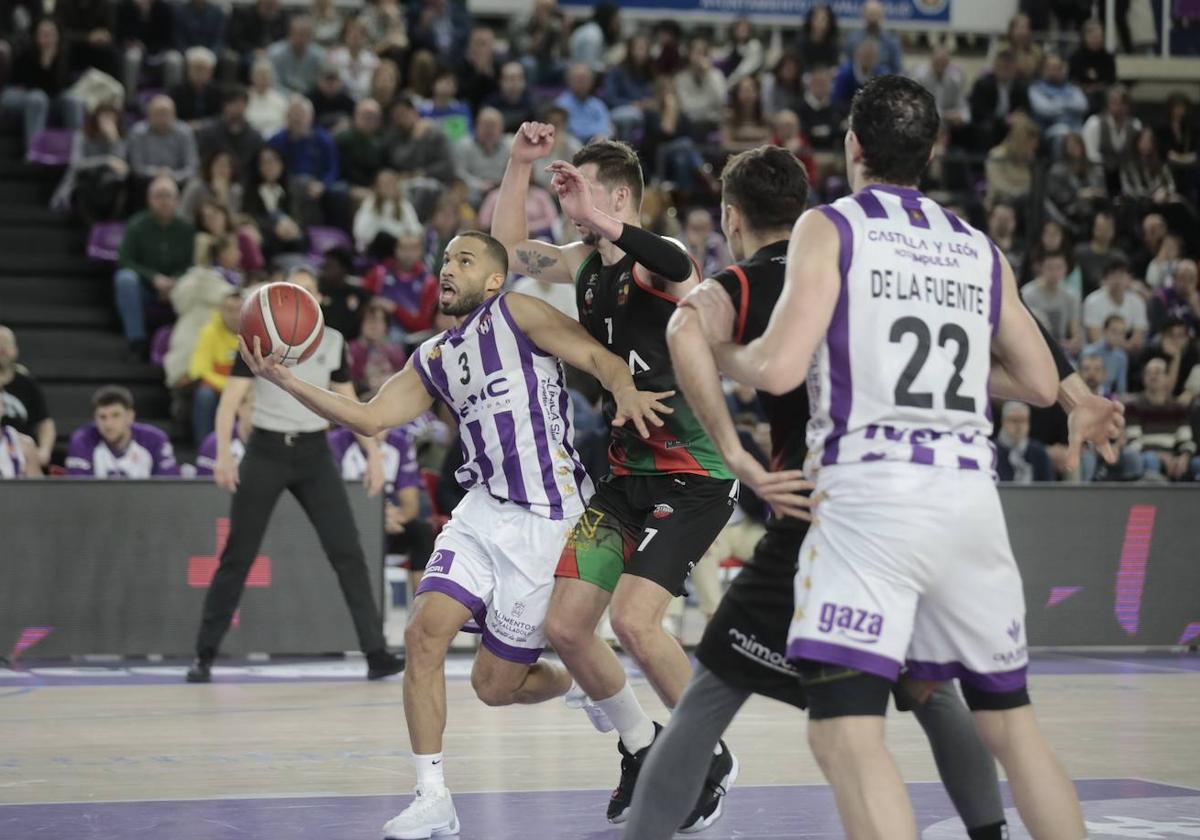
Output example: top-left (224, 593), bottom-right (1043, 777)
top-left (1025, 300), bottom-right (1076, 381)
top-left (613, 223), bottom-right (693, 283)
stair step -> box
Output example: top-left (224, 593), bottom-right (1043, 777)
top-left (0, 159), bottom-right (66, 180)
top-left (32, 356), bottom-right (163, 384)
top-left (0, 253), bottom-right (107, 277)
top-left (0, 226), bottom-right (85, 254)
top-left (12, 327), bottom-right (130, 359)
top-left (1, 302), bottom-right (115, 329)
top-left (0, 178), bottom-right (55, 204)
top-left (45, 381), bottom-right (171, 421)
top-left (0, 204), bottom-right (77, 227)
top-left (0, 134), bottom-right (23, 159)
top-left (0, 275), bottom-right (109, 306)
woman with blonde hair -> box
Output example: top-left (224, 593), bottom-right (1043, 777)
top-left (986, 112), bottom-right (1041, 207)
top-left (353, 168), bottom-right (422, 254)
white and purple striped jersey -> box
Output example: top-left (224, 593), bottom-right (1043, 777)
top-left (328, 426), bottom-right (420, 500)
top-left (0, 426), bottom-right (26, 478)
top-left (806, 185), bottom-right (1000, 476)
top-left (411, 292), bottom-right (593, 520)
top-left (66, 422), bottom-right (179, 477)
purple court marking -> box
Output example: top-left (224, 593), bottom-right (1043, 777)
top-left (1115, 504), bottom-right (1156, 636)
top-left (8, 627), bottom-right (52, 661)
top-left (1178, 622), bottom-right (1200, 645)
top-left (0, 779), bottom-right (1195, 840)
top-left (1046, 586), bottom-right (1083, 608)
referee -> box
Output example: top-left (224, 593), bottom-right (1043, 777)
top-left (186, 268), bottom-right (405, 683)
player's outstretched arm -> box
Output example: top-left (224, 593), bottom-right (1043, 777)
top-left (505, 292), bottom-right (674, 439)
top-left (990, 250), bottom-right (1058, 408)
top-left (668, 302), bottom-right (814, 520)
top-left (492, 121), bottom-right (590, 285)
top-left (238, 337), bottom-right (435, 437)
top-left (704, 209), bottom-right (840, 395)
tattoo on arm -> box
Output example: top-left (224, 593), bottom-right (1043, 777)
top-left (516, 248), bottom-right (558, 277)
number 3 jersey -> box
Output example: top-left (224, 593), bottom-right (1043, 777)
top-left (411, 292), bottom-right (593, 521)
top-left (807, 185), bottom-right (1001, 476)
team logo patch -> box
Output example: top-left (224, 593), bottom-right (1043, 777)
top-left (478, 313), bottom-right (492, 335)
top-left (511, 600), bottom-right (526, 619)
top-left (426, 549), bottom-right (455, 576)
top-left (584, 288), bottom-right (595, 307)
top-left (652, 503), bottom-right (674, 519)
top-left (428, 343), bottom-right (443, 360)
top-left (617, 281), bottom-right (630, 306)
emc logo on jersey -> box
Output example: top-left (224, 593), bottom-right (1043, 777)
top-left (818, 602), bottom-right (884, 644)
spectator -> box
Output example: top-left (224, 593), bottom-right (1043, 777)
top-left (638, 77), bottom-right (704, 190)
top-left (246, 58), bottom-right (288, 138)
top-left (798, 65), bottom-right (845, 155)
top-left (66, 385), bottom-right (178, 477)
top-left (197, 85), bottom-right (263, 179)
top-left (457, 25), bottom-right (498, 113)
top-left (1144, 233), bottom-right (1182, 292)
top-left (50, 103), bottom-right (128, 224)
top-left (362, 231), bottom-right (438, 343)
top-left (602, 34), bottom-right (654, 140)
top-left (716, 18), bottom-right (763, 87)
top-left (910, 45), bottom-right (970, 134)
top-left (118, 0), bottom-right (182, 104)
top-left (308, 61), bottom-right (354, 134)
top-left (1141, 317), bottom-right (1199, 398)
top-left (188, 289), bottom-right (242, 445)
top-left (114, 177), bottom-right (195, 356)
top-left (1131, 212), bottom-right (1169, 281)
top-left (968, 48), bottom-right (1031, 152)
top-left (843, 0), bottom-right (902, 75)
top-left (1025, 218), bottom-right (1083, 292)
top-left (985, 112), bottom-right (1040, 208)
top-left (1126, 357), bottom-right (1199, 481)
top-left (508, 0), bottom-right (565, 86)
top-left (477, 172), bottom-right (558, 241)
top-left (308, 0), bottom-right (343, 47)
top-left (194, 390), bottom-right (252, 475)
top-left (1152, 258), bottom-right (1200, 335)
top-left (326, 15), bottom-right (377, 101)
top-left (1028, 54), bottom-right (1088, 145)
top-left (769, 110), bottom-right (817, 186)
top-left (532, 105), bottom-right (583, 191)
top-left (170, 46), bottom-right (221, 128)
top-left (1159, 93), bottom-right (1198, 202)
top-left (192, 198), bottom-right (261, 271)
top-left (684, 208), bottom-right (732, 279)
top-left (270, 14), bottom-right (325, 94)
top-left (172, 0), bottom-right (225, 55)
top-left (347, 299), bottom-right (406, 396)
top-left (181, 149), bottom-right (242, 220)
top-left (368, 57), bottom-right (402, 113)
top-left (988, 201), bottom-right (1024, 273)
top-left (1082, 85), bottom-right (1141, 193)
top-left (243, 145), bottom-right (305, 258)
top-left (423, 195), bottom-right (462, 271)
top-left (386, 95), bottom-right (455, 184)
top-left (317, 246), bottom-right (371, 341)
top-left (1122, 127), bottom-right (1180, 208)
top-left (993, 12), bottom-right (1042, 82)
top-left (720, 76), bottom-right (770, 154)
top-left (358, 0), bottom-right (406, 58)
top-left (0, 425), bottom-right (42, 478)
top-left (832, 37), bottom-right (882, 108)
top-left (568, 1), bottom-right (618, 72)
top-left (0, 18), bottom-right (83, 147)
top-left (454, 106), bottom-right (510, 204)
top-left (995, 401), bottom-right (1053, 482)
top-left (267, 95), bottom-right (340, 227)
top-left (57, 0), bottom-right (120, 79)
top-left (337, 98), bottom-right (387, 205)
top-left (486, 61), bottom-right (536, 135)
top-left (1075, 210), bottom-right (1128, 296)
top-left (797, 4), bottom-right (839, 70)
top-left (1084, 314), bottom-right (1131, 394)
top-left (228, 0), bottom-right (290, 67)
top-left (651, 20), bottom-right (685, 78)
top-left (0, 325), bottom-right (55, 469)
top-left (1084, 259), bottom-right (1148, 350)
top-left (1070, 19), bottom-right (1117, 109)
top-left (554, 63), bottom-right (612, 143)
top-left (1021, 250), bottom-right (1084, 357)
top-left (421, 68), bottom-right (473, 143)
top-left (674, 37), bottom-right (725, 137)
top-left (761, 52), bottom-right (804, 116)
top-left (128, 95), bottom-right (198, 193)
top-left (406, 0), bottom-right (470, 65)
top-left (1075, 353), bottom-right (1144, 481)
top-left (164, 234), bottom-right (242, 387)
top-left (1045, 132), bottom-right (1107, 238)
top-left (1079, 351), bottom-right (1112, 396)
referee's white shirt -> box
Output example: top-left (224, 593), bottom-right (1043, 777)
top-left (231, 329), bottom-right (352, 434)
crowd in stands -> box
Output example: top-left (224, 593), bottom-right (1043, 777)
top-left (1, 0), bottom-right (1200, 525)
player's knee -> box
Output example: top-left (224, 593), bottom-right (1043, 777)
top-left (806, 715), bottom-right (884, 775)
top-left (470, 672), bottom-right (519, 707)
top-left (609, 609), bottom-right (659, 658)
top-left (544, 610), bottom-right (589, 655)
top-left (403, 617), bottom-right (449, 667)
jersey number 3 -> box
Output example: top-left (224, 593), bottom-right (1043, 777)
top-left (889, 317), bottom-right (976, 413)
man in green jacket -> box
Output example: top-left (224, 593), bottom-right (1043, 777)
top-left (113, 176), bottom-right (196, 358)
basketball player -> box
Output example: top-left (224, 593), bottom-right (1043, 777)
top-left (493, 126), bottom-right (781, 828)
top-left (680, 76), bottom-right (1109, 840)
top-left (626, 146), bottom-right (1126, 840)
top-left (238, 230), bottom-right (673, 840)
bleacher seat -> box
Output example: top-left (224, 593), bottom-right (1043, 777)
top-left (25, 129), bottom-right (72, 166)
top-left (86, 222), bottom-right (125, 262)
top-left (306, 225), bottom-right (354, 264)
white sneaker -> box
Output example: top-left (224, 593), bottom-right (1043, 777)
top-left (382, 787), bottom-right (460, 839)
top-left (565, 682), bottom-right (615, 733)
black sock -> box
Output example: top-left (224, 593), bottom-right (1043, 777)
top-left (968, 821), bottom-right (1008, 840)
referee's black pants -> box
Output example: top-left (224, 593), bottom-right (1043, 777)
top-left (194, 429), bottom-right (387, 658)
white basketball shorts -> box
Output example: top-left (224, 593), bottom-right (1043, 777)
top-left (415, 489), bottom-right (578, 664)
top-left (786, 463), bottom-right (1029, 694)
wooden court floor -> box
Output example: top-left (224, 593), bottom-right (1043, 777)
top-left (2, 650), bottom-right (1198, 839)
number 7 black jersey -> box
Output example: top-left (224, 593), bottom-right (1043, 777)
top-left (809, 185), bottom-right (1000, 475)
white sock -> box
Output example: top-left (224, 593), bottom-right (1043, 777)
top-left (594, 682), bottom-right (655, 753)
top-left (413, 752), bottom-right (446, 795)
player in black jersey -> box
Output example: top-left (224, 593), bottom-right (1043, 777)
top-left (621, 146), bottom-right (1127, 840)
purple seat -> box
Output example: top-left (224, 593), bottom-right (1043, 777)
top-left (25, 129), bottom-right (73, 165)
top-left (306, 225), bottom-right (353, 262)
top-left (150, 325), bottom-right (171, 367)
top-left (86, 222), bottom-right (125, 262)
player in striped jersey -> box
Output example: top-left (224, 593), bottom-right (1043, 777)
top-left (239, 230), bottom-right (673, 840)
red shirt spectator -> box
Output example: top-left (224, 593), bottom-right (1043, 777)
top-left (362, 233), bottom-right (439, 335)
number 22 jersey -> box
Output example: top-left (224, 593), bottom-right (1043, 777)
top-left (807, 185), bottom-right (1000, 475)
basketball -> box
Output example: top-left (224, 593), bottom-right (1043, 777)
top-left (239, 282), bottom-right (325, 367)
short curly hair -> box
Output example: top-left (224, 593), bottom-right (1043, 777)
top-left (849, 75), bottom-right (940, 187)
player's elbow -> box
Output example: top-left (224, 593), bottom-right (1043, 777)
top-left (1029, 374), bottom-right (1059, 408)
top-left (665, 308), bottom-right (696, 355)
top-left (759, 360), bottom-right (804, 396)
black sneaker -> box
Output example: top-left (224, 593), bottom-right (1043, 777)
top-left (366, 650), bottom-right (405, 680)
top-left (606, 722), bottom-right (662, 823)
top-left (678, 740), bottom-right (739, 834)
top-left (185, 657), bottom-right (212, 683)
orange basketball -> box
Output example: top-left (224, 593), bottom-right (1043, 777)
top-left (240, 282), bottom-right (325, 367)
